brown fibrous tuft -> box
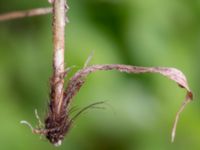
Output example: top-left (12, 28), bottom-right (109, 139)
top-left (44, 101), bottom-right (71, 144)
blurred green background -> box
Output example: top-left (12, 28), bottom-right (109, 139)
top-left (0, 0), bottom-right (199, 150)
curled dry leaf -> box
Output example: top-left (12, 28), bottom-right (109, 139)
top-left (64, 64), bottom-right (193, 142)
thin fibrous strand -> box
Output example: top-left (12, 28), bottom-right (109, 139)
top-left (71, 101), bottom-right (105, 121)
top-left (35, 109), bottom-right (44, 128)
top-left (0, 7), bottom-right (52, 21)
top-left (69, 101), bottom-right (109, 115)
top-left (83, 51), bottom-right (94, 68)
top-left (69, 105), bottom-right (80, 114)
top-left (171, 93), bottom-right (191, 142)
top-left (20, 120), bottom-right (47, 135)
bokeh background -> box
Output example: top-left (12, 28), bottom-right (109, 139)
top-left (0, 0), bottom-right (199, 150)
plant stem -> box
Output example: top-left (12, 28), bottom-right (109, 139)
top-left (0, 7), bottom-right (52, 21)
top-left (51, 0), bottom-right (66, 114)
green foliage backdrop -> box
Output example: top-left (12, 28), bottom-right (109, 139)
top-left (0, 0), bottom-right (199, 149)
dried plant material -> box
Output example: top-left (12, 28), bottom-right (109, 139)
top-left (44, 0), bottom-right (67, 146)
top-left (63, 64), bottom-right (193, 142)
top-left (64, 65), bottom-right (192, 104)
top-left (5, 0), bottom-right (191, 145)
top-left (171, 92), bottom-right (192, 142)
top-left (0, 0), bottom-right (192, 145)
top-left (21, 63), bottom-right (192, 146)
top-left (0, 7), bottom-right (52, 21)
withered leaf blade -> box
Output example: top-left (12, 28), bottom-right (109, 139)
top-left (64, 64), bottom-right (193, 142)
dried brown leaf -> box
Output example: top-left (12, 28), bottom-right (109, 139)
top-left (64, 64), bottom-right (193, 142)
